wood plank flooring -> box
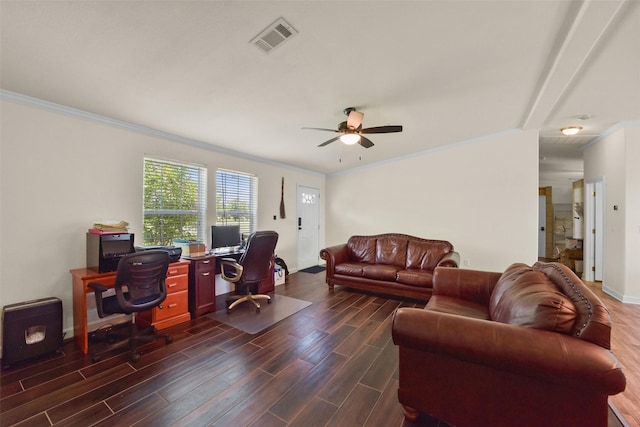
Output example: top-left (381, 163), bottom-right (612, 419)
top-left (586, 281), bottom-right (640, 427)
top-left (0, 271), bottom-right (637, 426)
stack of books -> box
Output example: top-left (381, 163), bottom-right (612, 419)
top-left (88, 220), bottom-right (130, 235)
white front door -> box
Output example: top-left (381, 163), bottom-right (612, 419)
top-left (297, 185), bottom-right (320, 270)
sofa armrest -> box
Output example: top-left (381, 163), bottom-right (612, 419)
top-left (320, 244), bottom-right (349, 279)
top-left (436, 250), bottom-right (460, 268)
top-left (432, 267), bottom-right (501, 305)
top-left (392, 308), bottom-right (626, 395)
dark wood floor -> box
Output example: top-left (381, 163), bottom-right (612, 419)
top-left (586, 281), bottom-right (640, 427)
top-left (0, 270), bottom-right (635, 426)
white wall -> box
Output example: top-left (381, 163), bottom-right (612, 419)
top-left (583, 124), bottom-right (640, 303)
top-left (325, 129), bottom-right (540, 272)
top-left (0, 99), bottom-right (325, 344)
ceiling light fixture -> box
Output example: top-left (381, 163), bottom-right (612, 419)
top-left (340, 133), bottom-right (361, 145)
top-left (561, 126), bottom-right (583, 136)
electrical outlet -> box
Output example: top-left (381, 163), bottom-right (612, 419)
top-left (463, 259), bottom-right (471, 267)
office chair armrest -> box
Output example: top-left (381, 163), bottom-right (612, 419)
top-left (88, 283), bottom-right (109, 293)
top-left (88, 282), bottom-right (109, 318)
top-left (220, 260), bottom-right (243, 283)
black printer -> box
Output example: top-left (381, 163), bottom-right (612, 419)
top-left (134, 245), bottom-right (182, 263)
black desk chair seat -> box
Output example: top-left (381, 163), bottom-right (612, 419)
top-left (220, 231), bottom-right (278, 312)
top-left (88, 250), bottom-right (172, 362)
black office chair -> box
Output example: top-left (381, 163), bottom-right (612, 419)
top-left (220, 231), bottom-right (279, 312)
top-left (88, 250), bottom-right (172, 362)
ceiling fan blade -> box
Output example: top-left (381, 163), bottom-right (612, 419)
top-left (318, 136), bottom-right (341, 147)
top-left (360, 125), bottom-right (403, 134)
top-left (302, 127), bottom-right (339, 133)
top-left (359, 136), bottom-right (374, 148)
top-left (347, 111), bottom-right (364, 129)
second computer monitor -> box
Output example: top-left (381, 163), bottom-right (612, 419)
top-left (211, 225), bottom-right (241, 249)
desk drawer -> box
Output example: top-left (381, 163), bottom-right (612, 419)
top-left (154, 290), bottom-right (188, 322)
top-left (195, 258), bottom-right (216, 274)
top-left (167, 263), bottom-right (189, 277)
top-left (166, 274), bottom-right (188, 293)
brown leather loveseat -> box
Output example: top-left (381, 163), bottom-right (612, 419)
top-left (392, 261), bottom-right (626, 427)
top-left (320, 233), bottom-right (459, 300)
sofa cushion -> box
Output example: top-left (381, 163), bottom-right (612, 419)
top-left (335, 262), bottom-right (366, 277)
top-left (396, 269), bottom-right (433, 288)
top-left (406, 240), bottom-right (453, 270)
top-left (362, 264), bottom-right (402, 281)
top-left (348, 236), bottom-right (376, 264)
top-left (490, 263), bottom-right (577, 334)
top-left (376, 236), bottom-right (408, 267)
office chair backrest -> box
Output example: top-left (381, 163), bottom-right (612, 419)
top-left (114, 250), bottom-right (170, 314)
top-left (238, 231), bottom-right (279, 284)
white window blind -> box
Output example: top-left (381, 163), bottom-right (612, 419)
top-left (216, 169), bottom-right (257, 237)
top-left (143, 157), bottom-right (207, 246)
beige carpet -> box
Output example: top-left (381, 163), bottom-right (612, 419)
top-left (206, 294), bottom-right (311, 334)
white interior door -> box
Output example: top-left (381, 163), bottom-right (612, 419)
top-left (585, 179), bottom-right (604, 281)
top-left (538, 195), bottom-right (546, 258)
top-left (297, 185), bottom-right (320, 270)
top-left (594, 180), bottom-right (604, 281)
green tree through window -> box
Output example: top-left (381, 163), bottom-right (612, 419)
top-left (216, 169), bottom-right (257, 237)
top-left (143, 158), bottom-right (207, 246)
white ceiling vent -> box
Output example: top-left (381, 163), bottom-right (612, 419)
top-left (250, 18), bottom-right (297, 54)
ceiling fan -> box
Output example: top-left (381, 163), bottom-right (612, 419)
top-left (302, 107), bottom-right (403, 148)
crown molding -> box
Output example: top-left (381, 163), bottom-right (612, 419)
top-left (1, 89), bottom-right (324, 177)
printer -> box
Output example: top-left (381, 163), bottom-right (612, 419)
top-left (134, 245), bottom-right (182, 263)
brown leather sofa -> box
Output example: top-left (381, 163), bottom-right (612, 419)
top-left (320, 233), bottom-right (459, 300)
top-left (392, 262), bottom-right (626, 427)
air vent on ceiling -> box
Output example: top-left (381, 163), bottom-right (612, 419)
top-left (250, 18), bottom-right (297, 54)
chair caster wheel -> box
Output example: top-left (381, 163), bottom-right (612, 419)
top-left (267, 299), bottom-right (272, 304)
top-left (165, 336), bottom-right (173, 344)
top-left (131, 353), bottom-right (140, 362)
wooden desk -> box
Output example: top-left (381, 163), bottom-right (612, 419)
top-left (70, 260), bottom-right (190, 354)
top-left (182, 250), bottom-right (274, 318)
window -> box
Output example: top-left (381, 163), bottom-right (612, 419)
top-left (143, 157), bottom-right (207, 246)
top-left (216, 169), bottom-right (257, 237)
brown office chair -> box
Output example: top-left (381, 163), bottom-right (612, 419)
top-left (220, 231), bottom-right (279, 312)
top-left (88, 250), bottom-right (172, 362)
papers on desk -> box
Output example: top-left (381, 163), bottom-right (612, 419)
top-left (211, 246), bottom-right (243, 255)
top-left (90, 220), bottom-right (130, 234)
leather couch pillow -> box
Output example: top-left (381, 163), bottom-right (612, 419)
top-left (348, 237), bottom-right (376, 264)
top-left (490, 263), bottom-right (577, 334)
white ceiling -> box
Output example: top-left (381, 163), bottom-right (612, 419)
top-left (1, 1), bottom-right (639, 178)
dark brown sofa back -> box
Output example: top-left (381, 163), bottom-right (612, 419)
top-left (347, 234), bottom-right (454, 269)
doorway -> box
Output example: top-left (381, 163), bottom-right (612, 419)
top-left (297, 185), bottom-right (320, 270)
top-left (538, 187), bottom-right (554, 259)
top-left (584, 178), bottom-right (604, 281)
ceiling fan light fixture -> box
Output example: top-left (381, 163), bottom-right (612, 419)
top-left (561, 126), bottom-right (583, 136)
top-left (340, 133), bottom-right (361, 145)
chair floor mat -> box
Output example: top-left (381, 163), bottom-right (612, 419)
top-left (206, 294), bottom-right (311, 334)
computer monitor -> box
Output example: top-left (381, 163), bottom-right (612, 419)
top-left (211, 225), bottom-right (241, 249)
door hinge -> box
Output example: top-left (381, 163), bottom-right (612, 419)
top-left (592, 266), bottom-right (596, 272)
top-left (592, 228), bottom-right (596, 234)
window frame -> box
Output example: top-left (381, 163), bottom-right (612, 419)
top-left (143, 157), bottom-right (207, 246)
top-left (215, 168), bottom-right (258, 238)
